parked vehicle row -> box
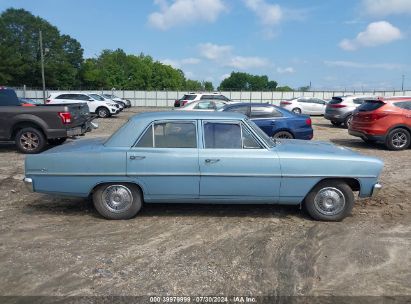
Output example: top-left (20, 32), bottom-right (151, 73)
top-left (0, 87), bottom-right (96, 153)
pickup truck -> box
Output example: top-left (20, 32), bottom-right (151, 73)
top-left (0, 87), bottom-right (96, 154)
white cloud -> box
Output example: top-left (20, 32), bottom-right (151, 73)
top-left (220, 73), bottom-right (231, 81)
top-left (324, 60), bottom-right (404, 70)
top-left (225, 56), bottom-right (268, 69)
top-left (339, 21), bottom-right (402, 51)
top-left (276, 67), bottom-right (295, 74)
top-left (244, 0), bottom-right (283, 25)
top-left (148, 0), bottom-right (227, 30)
top-left (198, 43), bottom-right (232, 60)
top-left (362, 0), bottom-right (411, 16)
top-left (161, 57), bottom-right (201, 68)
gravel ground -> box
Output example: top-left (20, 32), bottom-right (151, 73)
top-left (0, 108), bottom-right (410, 297)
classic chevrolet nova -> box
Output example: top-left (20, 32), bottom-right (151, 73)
top-left (24, 111), bottom-right (383, 221)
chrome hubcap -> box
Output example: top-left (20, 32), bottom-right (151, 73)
top-left (314, 187), bottom-right (346, 216)
top-left (99, 109), bottom-right (107, 117)
top-left (20, 132), bottom-right (39, 151)
top-left (392, 132), bottom-right (408, 148)
top-left (274, 132), bottom-right (293, 139)
top-left (102, 185), bottom-right (133, 213)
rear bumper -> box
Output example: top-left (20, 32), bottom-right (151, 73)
top-left (324, 113), bottom-right (347, 123)
top-left (23, 177), bottom-right (33, 192)
top-left (348, 129), bottom-right (386, 142)
top-left (294, 129), bottom-right (314, 140)
top-left (371, 183), bottom-right (382, 198)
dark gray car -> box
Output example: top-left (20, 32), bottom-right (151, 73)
top-left (324, 95), bottom-right (375, 128)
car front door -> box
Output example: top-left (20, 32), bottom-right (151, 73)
top-left (198, 120), bottom-right (281, 202)
top-left (126, 120), bottom-right (200, 200)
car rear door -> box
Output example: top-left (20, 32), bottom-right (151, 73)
top-left (126, 120), bottom-right (200, 200)
top-left (250, 105), bottom-right (284, 137)
top-left (198, 120), bottom-right (281, 202)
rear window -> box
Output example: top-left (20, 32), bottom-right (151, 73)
top-left (357, 100), bottom-right (385, 112)
top-left (329, 97), bottom-right (343, 104)
top-left (181, 95), bottom-right (196, 101)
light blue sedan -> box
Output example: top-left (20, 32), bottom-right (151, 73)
top-left (24, 111), bottom-right (383, 221)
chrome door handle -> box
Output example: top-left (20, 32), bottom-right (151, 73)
top-left (129, 155), bottom-right (146, 160)
top-left (205, 159), bottom-right (220, 164)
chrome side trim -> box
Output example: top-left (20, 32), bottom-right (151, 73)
top-left (23, 177), bottom-right (33, 192)
top-left (371, 183), bottom-right (382, 197)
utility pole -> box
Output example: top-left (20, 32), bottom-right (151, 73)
top-left (401, 74), bottom-right (405, 91)
top-left (39, 30), bottom-right (46, 103)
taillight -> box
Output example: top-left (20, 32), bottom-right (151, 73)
top-left (58, 112), bottom-right (72, 124)
top-left (280, 101), bottom-right (292, 105)
top-left (330, 104), bottom-right (346, 108)
top-left (364, 112), bottom-right (389, 122)
top-left (305, 118), bottom-right (312, 126)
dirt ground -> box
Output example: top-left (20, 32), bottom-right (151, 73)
top-left (0, 108), bottom-right (410, 298)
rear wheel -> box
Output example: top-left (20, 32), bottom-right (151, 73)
top-left (15, 127), bottom-right (46, 154)
top-left (93, 183), bottom-right (142, 220)
top-left (292, 108), bottom-right (301, 114)
top-left (273, 131), bottom-right (294, 139)
top-left (343, 114), bottom-right (353, 128)
top-left (304, 180), bottom-right (354, 221)
top-left (331, 121), bottom-right (341, 127)
top-left (385, 128), bottom-right (410, 151)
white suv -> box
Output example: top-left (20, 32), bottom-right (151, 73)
top-left (174, 92), bottom-right (230, 107)
top-left (47, 93), bottom-right (120, 118)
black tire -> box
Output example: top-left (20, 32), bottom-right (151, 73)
top-left (331, 121), bottom-right (342, 127)
top-left (273, 131), bottom-right (294, 139)
top-left (304, 180), bottom-right (354, 221)
top-left (343, 114), bottom-right (353, 129)
top-left (385, 128), bottom-right (410, 151)
top-left (15, 127), bottom-right (47, 154)
top-left (292, 108), bottom-right (301, 114)
top-left (97, 107), bottom-right (110, 118)
top-left (48, 138), bottom-right (67, 145)
top-left (93, 183), bottom-right (142, 220)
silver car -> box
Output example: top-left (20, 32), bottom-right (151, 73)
top-left (324, 95), bottom-right (375, 128)
top-left (280, 97), bottom-right (328, 115)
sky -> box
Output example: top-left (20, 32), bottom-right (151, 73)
top-left (1, 0), bottom-right (410, 90)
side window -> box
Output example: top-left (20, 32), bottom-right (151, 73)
top-left (226, 105), bottom-right (249, 116)
top-left (79, 94), bottom-right (91, 101)
top-left (353, 98), bottom-right (365, 104)
top-left (394, 101), bottom-right (411, 110)
top-left (251, 106), bottom-right (281, 118)
top-left (214, 101), bottom-right (226, 109)
top-left (204, 122), bottom-right (242, 149)
top-left (242, 126), bottom-right (262, 149)
top-left (195, 101), bottom-right (215, 110)
top-left (200, 95), bottom-right (214, 100)
top-left (56, 94), bottom-right (69, 99)
top-left (136, 125), bottom-right (153, 147)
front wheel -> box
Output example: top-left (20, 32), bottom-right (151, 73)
top-left (385, 128), bottom-right (410, 151)
top-left (304, 180), bottom-right (354, 221)
top-left (93, 183), bottom-right (142, 220)
top-left (97, 107), bottom-right (110, 118)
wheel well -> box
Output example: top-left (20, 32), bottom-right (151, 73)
top-left (90, 182), bottom-right (144, 197)
top-left (273, 129), bottom-right (295, 138)
top-left (12, 122), bottom-right (45, 139)
top-left (315, 177), bottom-right (361, 192)
top-left (388, 125), bottom-right (411, 135)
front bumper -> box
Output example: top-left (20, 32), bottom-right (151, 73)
top-left (371, 183), bottom-right (382, 198)
top-left (23, 177), bottom-right (33, 192)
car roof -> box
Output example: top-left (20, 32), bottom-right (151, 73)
top-left (130, 111), bottom-right (246, 121)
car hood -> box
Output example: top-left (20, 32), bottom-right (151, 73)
top-left (42, 137), bottom-right (107, 154)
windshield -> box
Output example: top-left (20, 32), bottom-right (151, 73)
top-left (182, 95), bottom-right (196, 101)
top-left (90, 94), bottom-right (105, 101)
top-left (245, 119), bottom-right (275, 148)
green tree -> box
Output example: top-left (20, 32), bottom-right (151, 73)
top-left (276, 86), bottom-right (294, 92)
top-left (0, 8), bottom-right (83, 88)
top-left (219, 72), bottom-right (281, 91)
top-left (202, 81), bottom-right (214, 91)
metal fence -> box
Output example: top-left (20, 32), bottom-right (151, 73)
top-left (14, 88), bottom-right (411, 107)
